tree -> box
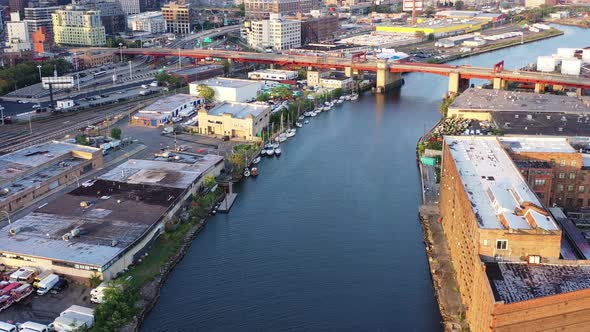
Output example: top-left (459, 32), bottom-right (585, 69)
top-left (110, 127), bottom-right (122, 140)
top-left (332, 88), bottom-right (343, 98)
top-left (415, 31), bottom-right (426, 41)
top-left (93, 287), bottom-right (138, 331)
top-left (197, 84), bottom-right (215, 102)
top-left (220, 59), bottom-right (231, 75)
top-left (204, 175), bottom-right (217, 190)
top-left (75, 134), bottom-right (89, 145)
top-left (297, 67), bottom-right (307, 80)
top-left (270, 86), bottom-right (292, 100)
top-left (227, 153), bottom-right (246, 177)
top-left (454, 0), bottom-right (464, 9)
top-left (256, 92), bottom-right (270, 102)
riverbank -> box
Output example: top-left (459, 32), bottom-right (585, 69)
top-left (545, 18), bottom-right (590, 28)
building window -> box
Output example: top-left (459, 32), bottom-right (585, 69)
top-left (572, 160), bottom-right (577, 167)
top-left (580, 186), bottom-right (586, 193)
top-left (496, 240), bottom-right (508, 250)
top-left (570, 172), bottom-right (576, 180)
top-left (559, 172), bottom-right (565, 179)
top-left (560, 159), bottom-right (566, 166)
top-left (483, 239), bottom-right (490, 246)
top-left (557, 184), bottom-right (564, 192)
top-left (534, 179), bottom-right (546, 186)
top-left (568, 185), bottom-right (574, 192)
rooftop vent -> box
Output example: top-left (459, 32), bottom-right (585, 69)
top-left (9, 227), bottom-right (20, 236)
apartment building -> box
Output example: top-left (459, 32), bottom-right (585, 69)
top-left (247, 13), bottom-right (301, 51)
top-left (24, 5), bottom-right (59, 43)
top-left (52, 5), bottom-right (106, 46)
top-left (161, 1), bottom-right (193, 35)
top-left (5, 12), bottom-right (32, 53)
top-left (127, 11), bottom-right (166, 34)
top-left (117, 0), bottom-right (139, 15)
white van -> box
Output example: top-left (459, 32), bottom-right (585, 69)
top-left (0, 321), bottom-right (17, 332)
top-left (18, 321), bottom-right (48, 332)
top-left (36, 274), bottom-right (59, 295)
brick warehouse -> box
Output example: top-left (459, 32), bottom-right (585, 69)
top-left (439, 136), bottom-right (590, 331)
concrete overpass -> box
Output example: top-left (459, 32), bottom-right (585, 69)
top-left (97, 48), bottom-right (590, 94)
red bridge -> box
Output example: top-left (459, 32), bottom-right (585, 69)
top-left (97, 48), bottom-right (590, 94)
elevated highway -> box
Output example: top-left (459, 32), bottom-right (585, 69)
top-left (93, 48), bottom-right (590, 94)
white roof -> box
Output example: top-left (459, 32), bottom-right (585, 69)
top-left (499, 136), bottom-right (576, 153)
top-left (445, 136), bottom-right (559, 230)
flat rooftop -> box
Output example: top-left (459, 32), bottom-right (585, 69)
top-left (445, 136), bottom-right (559, 231)
top-left (248, 69), bottom-right (297, 75)
top-left (206, 102), bottom-right (269, 119)
top-left (0, 179), bottom-right (182, 267)
top-left (486, 262), bottom-right (590, 304)
top-left (100, 155), bottom-right (223, 189)
top-left (194, 77), bottom-right (262, 89)
top-left (140, 94), bottom-right (198, 114)
top-left (492, 112), bottom-right (590, 137)
top-left (451, 88), bottom-right (590, 114)
top-left (499, 137), bottom-right (576, 154)
top-left (337, 33), bottom-right (420, 47)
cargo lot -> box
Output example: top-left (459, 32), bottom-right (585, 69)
top-left (0, 283), bottom-right (92, 325)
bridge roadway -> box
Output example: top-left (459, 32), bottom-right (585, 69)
top-left (91, 47), bottom-right (590, 93)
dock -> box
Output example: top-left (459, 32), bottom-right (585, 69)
top-left (218, 193), bottom-right (238, 213)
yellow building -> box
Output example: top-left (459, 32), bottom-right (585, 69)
top-left (52, 5), bottom-right (106, 46)
top-left (197, 102), bottom-right (270, 141)
top-left (375, 21), bottom-right (485, 38)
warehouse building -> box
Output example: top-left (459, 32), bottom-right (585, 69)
top-left (0, 154), bottom-right (224, 282)
top-left (439, 135), bottom-right (590, 331)
top-left (197, 102), bottom-right (270, 141)
top-left (375, 20), bottom-right (485, 38)
top-left (247, 69), bottom-right (298, 81)
top-left (189, 77), bottom-right (263, 102)
top-left (0, 141), bottom-right (103, 214)
top-left (130, 94), bottom-right (204, 127)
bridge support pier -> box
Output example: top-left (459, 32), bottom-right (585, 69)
top-left (578, 88), bottom-right (585, 97)
top-left (448, 73), bottom-right (470, 95)
top-left (493, 77), bottom-right (507, 90)
top-left (376, 63), bottom-right (402, 93)
top-left (345, 66), bottom-right (360, 77)
top-left (534, 83), bottom-right (546, 94)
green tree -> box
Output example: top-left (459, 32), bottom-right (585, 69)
top-left (332, 88), bottom-right (343, 98)
top-left (237, 3), bottom-right (245, 17)
top-left (75, 134), bottom-right (89, 145)
top-left (220, 59), bottom-right (231, 75)
top-left (256, 92), bottom-right (270, 102)
top-left (197, 84), bottom-right (215, 102)
top-left (93, 287), bottom-right (138, 331)
top-left (204, 175), bottom-right (217, 189)
top-left (270, 86), bottom-right (292, 100)
top-left (89, 273), bottom-right (102, 288)
top-left (227, 153), bottom-right (246, 177)
top-left (454, 0), bottom-right (464, 9)
top-left (415, 31), bottom-right (426, 41)
top-left (110, 127), bottom-right (122, 140)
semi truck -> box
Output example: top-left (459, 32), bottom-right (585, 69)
top-left (50, 305), bottom-right (94, 332)
top-left (17, 321), bottom-right (49, 332)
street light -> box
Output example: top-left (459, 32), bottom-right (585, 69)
top-left (0, 105), bottom-right (4, 126)
top-left (119, 43), bottom-right (123, 62)
top-left (37, 65), bottom-right (42, 81)
top-left (1, 210), bottom-right (10, 225)
top-left (128, 60), bottom-right (132, 79)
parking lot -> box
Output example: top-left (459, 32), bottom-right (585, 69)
top-left (0, 282), bottom-right (93, 325)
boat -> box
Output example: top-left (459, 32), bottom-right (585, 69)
top-left (304, 120), bottom-right (310, 124)
top-left (324, 101), bottom-right (330, 106)
top-left (286, 128), bottom-right (296, 138)
top-left (252, 156), bottom-right (261, 164)
top-left (295, 122), bottom-right (303, 128)
top-left (339, 96), bottom-right (345, 101)
top-left (310, 111), bottom-right (317, 117)
top-left (304, 111), bottom-right (312, 117)
top-left (344, 95), bottom-right (351, 100)
top-left (264, 142), bottom-right (273, 149)
top-left (243, 168), bottom-right (251, 177)
top-left (272, 142), bottom-right (280, 149)
top-left (274, 147), bottom-right (282, 156)
top-left (298, 115), bottom-right (305, 120)
top-left (260, 149), bottom-right (267, 156)
top-left (324, 105), bottom-right (332, 111)
top-left (336, 99), bottom-right (343, 105)
top-left (251, 167), bottom-right (258, 177)
top-left (266, 148), bottom-right (275, 156)
top-left (278, 134), bottom-right (287, 143)
top-left (351, 94), bottom-right (359, 101)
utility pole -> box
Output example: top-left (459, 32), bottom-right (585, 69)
top-left (128, 60), bottom-right (132, 79)
top-left (119, 43), bottom-right (123, 62)
top-left (178, 48), bottom-right (181, 69)
top-left (0, 105), bottom-right (4, 125)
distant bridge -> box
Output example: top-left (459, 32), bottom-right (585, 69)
top-left (96, 48), bottom-right (590, 94)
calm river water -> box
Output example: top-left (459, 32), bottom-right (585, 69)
top-left (142, 25), bottom-right (590, 331)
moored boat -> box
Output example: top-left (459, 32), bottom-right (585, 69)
top-left (274, 147), bottom-right (282, 156)
top-left (251, 167), bottom-right (258, 177)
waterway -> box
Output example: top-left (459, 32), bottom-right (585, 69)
top-left (142, 25), bottom-right (590, 331)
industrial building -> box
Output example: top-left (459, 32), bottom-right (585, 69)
top-left (52, 5), bottom-right (106, 46)
top-left (0, 154), bottom-right (224, 282)
top-left (0, 141), bottom-right (104, 214)
top-left (197, 102), bottom-right (270, 141)
top-left (375, 20), bottom-right (485, 38)
top-left (244, 0), bottom-right (317, 19)
top-left (131, 94), bottom-right (204, 127)
top-left (169, 65), bottom-right (225, 83)
top-left (307, 70), bottom-right (353, 90)
top-left (189, 77), bottom-right (263, 102)
top-left (247, 69), bottom-right (298, 81)
top-left (437, 136), bottom-right (590, 331)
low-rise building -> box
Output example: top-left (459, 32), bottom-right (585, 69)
top-left (0, 154), bottom-right (224, 282)
top-left (79, 50), bottom-right (113, 68)
top-left (247, 69), bottom-right (298, 81)
top-left (190, 77), bottom-right (263, 102)
top-left (169, 65), bottom-right (224, 83)
top-left (197, 102), bottom-right (270, 140)
top-left (5, 12), bottom-right (32, 53)
top-left (375, 20), bottom-right (485, 38)
top-left (0, 141), bottom-right (103, 214)
top-left (127, 11), bottom-right (165, 34)
top-left (307, 70), bottom-right (353, 90)
top-left (161, 1), bottom-right (194, 35)
top-left (131, 94), bottom-right (205, 127)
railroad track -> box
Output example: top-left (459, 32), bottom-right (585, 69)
top-left (0, 97), bottom-right (158, 155)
